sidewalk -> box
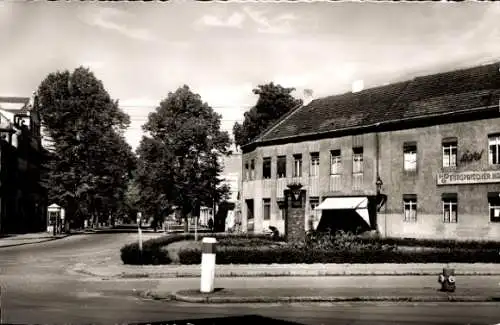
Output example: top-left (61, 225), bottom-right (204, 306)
top-left (73, 262), bottom-right (500, 279)
top-left (0, 232), bottom-right (69, 248)
top-left (0, 227), bottom-right (153, 248)
top-left (145, 276), bottom-right (500, 303)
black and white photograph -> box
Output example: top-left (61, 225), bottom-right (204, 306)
top-left (1, 1), bottom-right (500, 324)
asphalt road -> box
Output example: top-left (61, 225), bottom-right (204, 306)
top-left (1, 233), bottom-right (500, 325)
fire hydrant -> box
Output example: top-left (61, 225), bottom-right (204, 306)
top-left (438, 268), bottom-right (456, 292)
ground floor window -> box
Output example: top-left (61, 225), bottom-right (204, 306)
top-left (488, 192), bottom-right (500, 223)
top-left (309, 196), bottom-right (321, 227)
top-left (442, 194), bottom-right (458, 223)
top-left (245, 199), bottom-right (254, 221)
top-left (263, 198), bottom-right (271, 220)
top-left (403, 195), bottom-right (417, 222)
top-left (279, 206), bottom-right (285, 220)
top-left (489, 202), bottom-right (500, 223)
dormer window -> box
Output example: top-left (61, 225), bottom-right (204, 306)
top-left (14, 114), bottom-right (30, 130)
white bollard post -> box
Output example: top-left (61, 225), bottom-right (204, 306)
top-left (200, 237), bottom-right (217, 293)
top-left (138, 226), bottom-right (143, 252)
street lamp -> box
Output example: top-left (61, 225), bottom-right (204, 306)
top-left (136, 212), bottom-right (143, 259)
top-left (136, 212), bottom-right (142, 228)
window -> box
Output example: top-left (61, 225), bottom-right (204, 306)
top-left (309, 197), bottom-right (321, 226)
top-left (442, 139), bottom-right (457, 168)
top-left (278, 205), bottom-right (285, 220)
top-left (244, 162), bottom-right (249, 181)
top-left (488, 192), bottom-right (500, 223)
top-left (403, 142), bottom-right (417, 172)
top-left (442, 194), bottom-right (458, 223)
top-left (330, 150), bottom-right (342, 175)
top-left (263, 157), bottom-right (271, 179)
top-left (263, 198), bottom-right (271, 220)
top-left (353, 147), bottom-right (363, 174)
top-left (277, 156), bottom-right (287, 178)
top-left (489, 134), bottom-right (500, 165)
top-left (403, 195), bottom-right (417, 222)
top-left (246, 199), bottom-right (254, 220)
top-left (250, 159), bottom-right (255, 180)
top-left (310, 152), bottom-right (320, 176)
top-left (293, 154), bottom-right (302, 177)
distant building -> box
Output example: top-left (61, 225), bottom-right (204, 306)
top-left (241, 62), bottom-right (500, 241)
top-left (220, 152), bottom-right (241, 202)
top-left (220, 152), bottom-right (242, 232)
top-left (0, 95), bottom-right (48, 234)
top-left (197, 151), bottom-right (242, 230)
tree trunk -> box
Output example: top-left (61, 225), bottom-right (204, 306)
top-left (183, 215), bottom-right (189, 233)
top-left (92, 213), bottom-right (98, 228)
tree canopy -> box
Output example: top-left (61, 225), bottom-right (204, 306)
top-left (136, 85), bottom-right (231, 231)
top-left (233, 82), bottom-right (302, 148)
top-left (36, 67), bottom-right (136, 228)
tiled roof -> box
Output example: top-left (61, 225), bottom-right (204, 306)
top-left (256, 62), bottom-right (500, 144)
top-left (0, 96), bottom-right (31, 114)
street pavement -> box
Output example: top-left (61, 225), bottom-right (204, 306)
top-left (1, 233), bottom-right (500, 325)
top-left (0, 232), bottom-right (69, 248)
top-left (146, 276), bottom-right (500, 303)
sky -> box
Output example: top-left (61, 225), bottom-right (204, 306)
top-left (1, 1), bottom-right (500, 150)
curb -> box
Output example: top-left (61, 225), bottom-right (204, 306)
top-left (146, 291), bottom-right (500, 304)
top-left (72, 268), bottom-right (500, 279)
top-left (0, 235), bottom-right (70, 249)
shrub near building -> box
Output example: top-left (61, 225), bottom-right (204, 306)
top-left (120, 233), bottom-right (283, 265)
top-left (178, 231), bottom-right (500, 265)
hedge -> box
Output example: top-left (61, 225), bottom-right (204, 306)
top-left (306, 230), bottom-right (500, 250)
top-left (178, 246), bottom-right (500, 265)
top-left (358, 237), bottom-right (500, 250)
top-left (120, 233), bottom-right (193, 265)
top-left (120, 232), bottom-right (283, 265)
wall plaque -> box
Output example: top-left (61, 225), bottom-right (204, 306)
top-left (437, 170), bottom-right (500, 185)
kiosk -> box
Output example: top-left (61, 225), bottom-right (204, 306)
top-left (47, 203), bottom-right (65, 235)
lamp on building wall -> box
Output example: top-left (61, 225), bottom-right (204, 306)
top-left (376, 176), bottom-right (383, 194)
top-left (0, 130), bottom-right (10, 142)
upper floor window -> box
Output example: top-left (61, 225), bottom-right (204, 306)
top-left (353, 147), bottom-right (363, 174)
top-left (310, 152), bottom-right (320, 176)
top-left (403, 142), bottom-right (417, 172)
top-left (488, 134), bottom-right (500, 165)
top-left (293, 154), bottom-right (302, 177)
top-left (330, 149), bottom-right (342, 175)
top-left (277, 156), bottom-right (287, 178)
top-left (250, 159), bottom-right (255, 180)
top-left (263, 157), bottom-right (271, 179)
top-left (442, 138), bottom-right (457, 168)
top-left (442, 193), bottom-right (458, 223)
top-left (403, 194), bottom-right (417, 223)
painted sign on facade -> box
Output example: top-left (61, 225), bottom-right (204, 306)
top-left (437, 170), bottom-right (500, 185)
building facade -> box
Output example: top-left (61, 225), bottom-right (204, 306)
top-left (240, 62), bottom-right (500, 241)
top-left (0, 96), bottom-right (47, 235)
top-left (196, 152), bottom-right (242, 230)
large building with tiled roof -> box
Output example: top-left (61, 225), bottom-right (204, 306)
top-left (240, 62), bottom-right (500, 241)
top-left (0, 95), bottom-right (48, 235)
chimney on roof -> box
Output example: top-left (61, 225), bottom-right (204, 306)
top-left (303, 88), bottom-right (314, 106)
top-left (352, 80), bottom-right (364, 93)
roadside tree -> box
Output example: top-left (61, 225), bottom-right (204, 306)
top-left (137, 85), bottom-right (231, 233)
